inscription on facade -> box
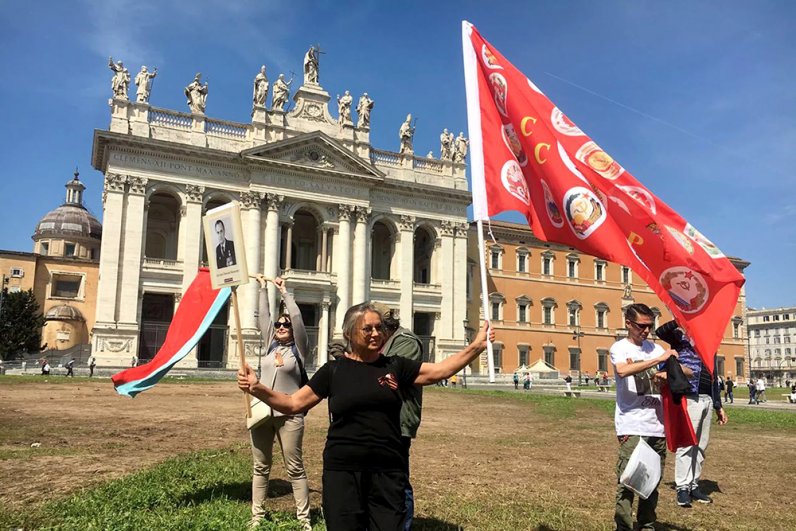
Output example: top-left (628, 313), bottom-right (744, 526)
top-left (110, 152), bottom-right (240, 179)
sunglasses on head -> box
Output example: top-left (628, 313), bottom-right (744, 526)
top-left (628, 320), bottom-right (653, 331)
top-left (274, 321), bottom-right (292, 329)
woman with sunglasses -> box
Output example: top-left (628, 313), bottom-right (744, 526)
top-left (248, 274), bottom-right (311, 531)
top-left (238, 301), bottom-right (494, 531)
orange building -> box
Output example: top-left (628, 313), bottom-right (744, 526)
top-left (465, 220), bottom-right (749, 381)
top-left (0, 170), bottom-right (101, 355)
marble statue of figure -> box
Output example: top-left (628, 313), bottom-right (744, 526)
top-left (303, 45), bottom-right (319, 84)
top-left (108, 57), bottom-right (130, 99)
top-left (399, 113), bottom-right (415, 154)
top-left (426, 151), bottom-right (435, 159)
top-left (184, 73), bottom-right (209, 113)
top-left (453, 132), bottom-right (469, 163)
top-left (134, 66), bottom-right (157, 103)
top-left (272, 74), bottom-right (293, 111)
top-left (337, 90), bottom-right (353, 125)
top-left (356, 93), bottom-right (374, 128)
top-left (440, 128), bottom-right (454, 160)
top-left (623, 284), bottom-right (632, 299)
top-left (252, 65), bottom-right (269, 107)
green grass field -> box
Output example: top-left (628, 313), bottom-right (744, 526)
top-left (1, 381), bottom-right (794, 530)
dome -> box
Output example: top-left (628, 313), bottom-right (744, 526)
top-left (34, 204), bottom-right (102, 240)
top-left (33, 170), bottom-right (102, 242)
top-left (45, 305), bottom-right (85, 322)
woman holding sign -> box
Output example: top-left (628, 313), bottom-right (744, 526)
top-left (248, 275), bottom-right (311, 531)
top-left (238, 301), bottom-right (494, 531)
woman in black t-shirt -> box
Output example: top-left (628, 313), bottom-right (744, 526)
top-left (238, 301), bottom-right (493, 531)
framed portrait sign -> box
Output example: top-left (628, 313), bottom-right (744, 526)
top-left (203, 201), bottom-right (248, 289)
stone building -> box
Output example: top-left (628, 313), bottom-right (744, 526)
top-left (90, 59), bottom-right (470, 368)
top-left (747, 306), bottom-right (796, 386)
top-left (0, 171), bottom-right (101, 352)
top-left (465, 220), bottom-right (750, 381)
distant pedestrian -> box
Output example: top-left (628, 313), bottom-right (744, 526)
top-left (88, 356), bottom-right (96, 377)
top-left (450, 374), bottom-right (457, 388)
top-left (724, 376), bottom-right (734, 403)
top-left (131, 355), bottom-right (138, 368)
top-left (65, 358), bottom-right (75, 377)
top-left (564, 374), bottom-right (572, 392)
top-left (41, 359), bottom-right (50, 376)
top-left (584, 372), bottom-right (591, 386)
top-left (523, 372), bottom-right (531, 391)
top-left (747, 379), bottom-right (756, 404)
top-left (513, 372), bottom-right (519, 390)
top-left (755, 378), bottom-right (767, 403)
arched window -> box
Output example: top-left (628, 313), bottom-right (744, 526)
top-left (414, 226), bottom-right (435, 284)
top-left (145, 192), bottom-right (181, 260)
top-left (371, 220), bottom-right (396, 280)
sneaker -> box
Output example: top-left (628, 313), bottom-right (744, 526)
top-left (676, 489), bottom-right (692, 507)
top-left (690, 488), bottom-right (712, 504)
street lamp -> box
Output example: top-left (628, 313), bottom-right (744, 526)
top-left (572, 325), bottom-right (585, 386)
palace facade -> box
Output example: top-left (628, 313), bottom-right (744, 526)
top-left (747, 306), bottom-right (796, 385)
top-left (90, 65), bottom-right (470, 368)
top-left (466, 220), bottom-right (750, 381)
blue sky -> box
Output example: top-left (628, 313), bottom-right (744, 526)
top-left (0, 1), bottom-right (793, 308)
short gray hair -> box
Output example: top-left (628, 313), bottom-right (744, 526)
top-left (342, 302), bottom-right (381, 350)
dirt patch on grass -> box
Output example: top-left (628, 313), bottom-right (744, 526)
top-left (1, 380), bottom-right (794, 529)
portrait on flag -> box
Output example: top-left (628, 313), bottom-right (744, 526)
top-left (203, 201), bottom-right (248, 289)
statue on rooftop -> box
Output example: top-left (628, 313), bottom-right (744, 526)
top-left (399, 114), bottom-right (415, 155)
top-left (134, 66), bottom-right (157, 103)
top-left (252, 65), bottom-right (269, 107)
top-left (272, 74), bottom-right (293, 111)
top-left (108, 57), bottom-right (130, 99)
top-left (453, 132), bottom-right (469, 163)
top-left (303, 45), bottom-right (319, 84)
top-left (337, 90), bottom-right (353, 125)
top-left (356, 93), bottom-right (374, 128)
top-left (440, 128), bottom-right (454, 160)
top-left (184, 73), bottom-right (208, 114)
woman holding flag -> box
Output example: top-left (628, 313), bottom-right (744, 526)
top-left (248, 275), bottom-right (311, 531)
top-left (238, 301), bottom-right (494, 531)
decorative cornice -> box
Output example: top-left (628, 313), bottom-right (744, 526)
top-left (399, 215), bottom-right (416, 232)
top-left (264, 193), bottom-right (284, 211)
top-left (104, 173), bottom-right (127, 192)
top-left (128, 176), bottom-right (148, 195)
top-left (185, 184), bottom-right (205, 203)
top-left (354, 206), bottom-right (371, 223)
top-left (240, 191), bottom-right (263, 209)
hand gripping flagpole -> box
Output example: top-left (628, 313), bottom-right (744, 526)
top-left (463, 20), bottom-right (495, 383)
top-left (231, 285), bottom-right (252, 418)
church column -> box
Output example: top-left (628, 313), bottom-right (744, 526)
top-left (352, 206), bottom-right (370, 305)
top-left (318, 299), bottom-right (331, 366)
top-left (95, 174), bottom-right (127, 325)
top-left (118, 176), bottom-right (148, 325)
top-left (284, 222), bottom-right (293, 270)
top-left (453, 223), bottom-right (469, 340)
top-left (439, 221), bottom-right (456, 339)
top-left (398, 215), bottom-right (415, 328)
top-left (241, 191), bottom-right (263, 332)
top-left (320, 226), bottom-right (329, 272)
top-left (181, 185), bottom-right (205, 292)
top-left (333, 205), bottom-right (353, 335)
top-left (263, 193), bottom-right (284, 316)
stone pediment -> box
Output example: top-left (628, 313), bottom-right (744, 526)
top-left (241, 131), bottom-right (383, 180)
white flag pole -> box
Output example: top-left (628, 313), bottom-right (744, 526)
top-left (476, 219), bottom-right (496, 383)
top-left (462, 21), bottom-right (495, 383)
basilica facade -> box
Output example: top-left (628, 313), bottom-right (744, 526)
top-left (91, 61), bottom-right (470, 369)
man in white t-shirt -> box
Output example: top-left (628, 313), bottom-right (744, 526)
top-left (610, 303), bottom-right (676, 531)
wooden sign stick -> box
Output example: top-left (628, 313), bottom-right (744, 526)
top-left (231, 285), bottom-right (252, 418)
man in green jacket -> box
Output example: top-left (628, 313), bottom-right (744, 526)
top-left (373, 302), bottom-right (423, 531)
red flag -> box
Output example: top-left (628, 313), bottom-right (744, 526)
top-left (660, 386), bottom-right (698, 452)
top-left (462, 22), bottom-right (744, 370)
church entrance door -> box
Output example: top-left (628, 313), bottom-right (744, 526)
top-left (138, 293), bottom-right (175, 363)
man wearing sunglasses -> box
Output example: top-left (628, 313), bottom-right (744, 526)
top-left (610, 303), bottom-right (677, 531)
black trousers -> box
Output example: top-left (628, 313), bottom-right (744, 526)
top-left (322, 469), bottom-right (407, 531)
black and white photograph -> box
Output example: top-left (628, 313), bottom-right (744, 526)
top-left (202, 201), bottom-right (248, 289)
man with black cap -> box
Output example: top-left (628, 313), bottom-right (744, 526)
top-left (372, 302), bottom-right (423, 531)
